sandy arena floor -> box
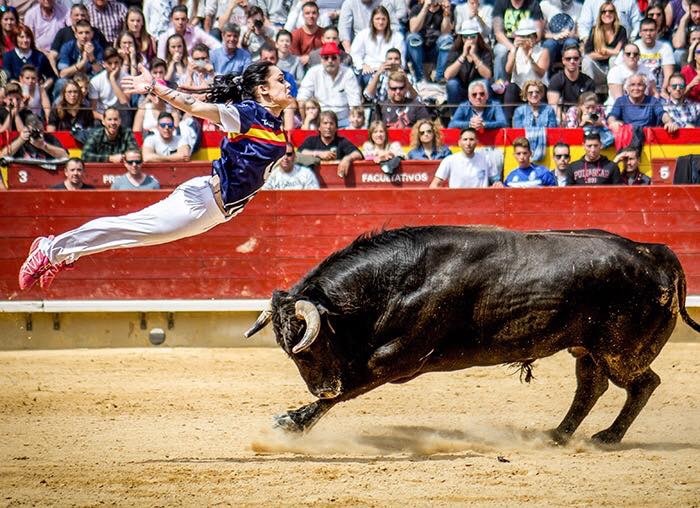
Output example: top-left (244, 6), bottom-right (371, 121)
top-left (0, 344), bottom-right (698, 506)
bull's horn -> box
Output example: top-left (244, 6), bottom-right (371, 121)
top-left (292, 300), bottom-right (321, 354)
top-left (244, 310), bottom-right (272, 338)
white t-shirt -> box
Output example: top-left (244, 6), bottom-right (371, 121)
top-left (434, 151), bottom-right (496, 188)
top-left (634, 39), bottom-right (674, 89)
top-left (142, 133), bottom-right (190, 156)
top-left (263, 165), bottom-right (320, 190)
top-left (605, 64), bottom-right (655, 106)
top-left (89, 69), bottom-right (127, 114)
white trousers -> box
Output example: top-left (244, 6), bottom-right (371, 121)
top-left (45, 176), bottom-right (232, 265)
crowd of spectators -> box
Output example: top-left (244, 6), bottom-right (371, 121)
top-left (0, 0), bottom-right (696, 191)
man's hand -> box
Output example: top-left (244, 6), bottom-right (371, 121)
top-left (337, 157), bottom-right (351, 177)
top-left (665, 121), bottom-right (680, 133)
top-left (108, 153), bottom-right (123, 163)
top-left (318, 150), bottom-right (336, 161)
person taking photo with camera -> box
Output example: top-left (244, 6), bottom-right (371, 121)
top-left (2, 114), bottom-right (68, 161)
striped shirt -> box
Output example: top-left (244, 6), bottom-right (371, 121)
top-left (86, 0), bottom-right (128, 46)
top-left (214, 101), bottom-right (286, 214)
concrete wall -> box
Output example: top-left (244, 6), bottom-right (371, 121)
top-left (1, 308), bottom-right (697, 350)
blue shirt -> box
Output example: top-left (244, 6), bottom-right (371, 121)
top-left (407, 145), bottom-right (452, 160)
top-left (58, 39), bottom-right (104, 77)
top-left (213, 100), bottom-right (286, 213)
top-left (505, 164), bottom-right (557, 187)
top-left (211, 47), bottom-right (252, 77)
top-left (512, 104), bottom-right (559, 128)
top-left (610, 95), bottom-right (666, 127)
top-left (448, 99), bottom-right (508, 129)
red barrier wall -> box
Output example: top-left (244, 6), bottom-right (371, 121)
top-left (2, 187), bottom-right (699, 300)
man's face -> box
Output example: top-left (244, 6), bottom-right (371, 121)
top-left (260, 49), bottom-right (278, 65)
top-left (319, 116), bottom-right (337, 139)
top-left (553, 147), bottom-right (570, 170)
top-left (302, 5), bottom-right (319, 27)
top-left (65, 161), bottom-right (85, 185)
top-left (151, 65), bottom-right (166, 80)
top-left (385, 51), bottom-right (401, 70)
top-left (562, 48), bottom-right (580, 72)
top-left (387, 79), bottom-right (406, 103)
top-left (19, 71), bottom-right (37, 87)
top-left (70, 7), bottom-right (88, 26)
top-left (514, 145), bottom-right (531, 167)
top-left (191, 50), bottom-right (210, 69)
top-left (459, 130), bottom-right (477, 156)
top-left (172, 11), bottom-right (188, 33)
top-left (584, 139), bottom-right (602, 161)
top-left (124, 152), bottom-right (143, 176)
top-left (76, 26), bottom-right (93, 45)
top-left (223, 30), bottom-right (240, 51)
top-left (321, 29), bottom-right (339, 44)
top-left (158, 116), bottom-right (175, 140)
top-left (280, 147), bottom-right (295, 172)
top-left (103, 56), bottom-right (122, 73)
top-left (669, 78), bottom-right (686, 100)
top-left (639, 22), bottom-right (657, 46)
top-left (691, 3), bottom-right (700, 24)
top-left (276, 34), bottom-right (291, 53)
top-left (624, 153), bottom-right (640, 173)
top-left (102, 110), bottom-right (121, 137)
top-left (623, 44), bottom-right (640, 68)
top-left (627, 76), bottom-right (646, 99)
top-left (321, 53), bottom-right (340, 74)
top-left (468, 85), bottom-right (487, 107)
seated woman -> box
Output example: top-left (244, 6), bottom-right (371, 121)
top-left (582, 2), bottom-right (627, 93)
top-left (350, 6), bottom-right (404, 87)
top-left (646, 2), bottom-right (671, 42)
top-left (443, 19), bottom-right (493, 105)
top-left (164, 34), bottom-right (189, 87)
top-left (406, 118), bottom-right (452, 160)
top-left (125, 7), bottom-right (157, 65)
top-left (361, 120), bottom-right (404, 164)
top-left (46, 79), bottom-right (94, 141)
top-left (2, 24), bottom-right (55, 89)
top-left (681, 38), bottom-right (700, 103)
top-left (512, 79), bottom-right (558, 128)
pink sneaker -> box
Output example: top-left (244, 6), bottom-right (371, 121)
top-left (18, 236), bottom-right (54, 290)
top-left (39, 260), bottom-right (73, 289)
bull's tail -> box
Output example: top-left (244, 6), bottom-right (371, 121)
top-left (677, 269), bottom-right (700, 333)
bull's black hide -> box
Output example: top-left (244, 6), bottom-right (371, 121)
top-left (247, 226), bottom-right (700, 443)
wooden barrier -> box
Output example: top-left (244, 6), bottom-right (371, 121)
top-left (1, 187), bottom-right (699, 300)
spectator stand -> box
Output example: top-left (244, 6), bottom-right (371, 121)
top-left (4, 128), bottom-right (700, 189)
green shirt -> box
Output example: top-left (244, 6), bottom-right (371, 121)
top-left (82, 126), bottom-right (138, 162)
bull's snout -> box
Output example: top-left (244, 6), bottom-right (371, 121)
top-left (311, 379), bottom-right (342, 399)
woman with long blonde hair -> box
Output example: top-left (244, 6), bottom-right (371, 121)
top-left (407, 119), bottom-right (451, 160)
top-left (582, 2), bottom-right (627, 90)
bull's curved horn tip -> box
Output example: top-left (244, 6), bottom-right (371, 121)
top-left (244, 310), bottom-right (272, 338)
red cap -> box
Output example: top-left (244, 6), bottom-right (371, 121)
top-left (319, 42), bottom-right (341, 56)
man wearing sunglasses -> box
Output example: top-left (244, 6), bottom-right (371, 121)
top-left (111, 149), bottom-right (161, 190)
top-left (547, 45), bottom-right (595, 122)
top-left (263, 144), bottom-right (320, 189)
top-left (662, 73), bottom-right (700, 128)
top-left (142, 112), bottom-right (192, 163)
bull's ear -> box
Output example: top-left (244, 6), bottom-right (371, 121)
top-left (316, 304), bottom-right (336, 335)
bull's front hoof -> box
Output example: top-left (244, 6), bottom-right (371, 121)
top-left (546, 428), bottom-right (571, 446)
top-left (591, 429), bottom-right (623, 445)
top-left (273, 412), bottom-right (305, 433)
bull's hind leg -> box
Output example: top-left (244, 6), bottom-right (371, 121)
top-left (591, 367), bottom-right (660, 444)
top-left (550, 354), bottom-right (609, 444)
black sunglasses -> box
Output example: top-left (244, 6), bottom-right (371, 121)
top-left (284, 151), bottom-right (294, 157)
top-left (125, 159), bottom-right (143, 165)
top-left (554, 154), bottom-right (570, 159)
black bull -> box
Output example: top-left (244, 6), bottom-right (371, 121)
top-left (246, 226), bottom-right (700, 443)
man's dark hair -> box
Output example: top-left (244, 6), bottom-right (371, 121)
top-left (640, 17), bottom-right (657, 29)
top-left (276, 29), bottom-right (292, 41)
top-left (319, 110), bottom-right (338, 126)
top-left (75, 19), bottom-right (92, 30)
top-left (171, 5), bottom-right (188, 17)
top-left (260, 41), bottom-right (278, 55)
top-left (103, 46), bottom-right (121, 61)
top-left (460, 127), bottom-right (477, 137)
top-left (191, 43), bottom-right (210, 55)
top-left (584, 130), bottom-right (601, 142)
top-left (301, 1), bottom-right (319, 11)
top-left (386, 47), bottom-right (401, 58)
top-left (150, 58), bottom-right (167, 70)
top-left (553, 141), bottom-right (570, 153)
top-left (158, 111), bottom-right (174, 122)
top-left (66, 156), bottom-right (85, 170)
top-left (19, 64), bottom-right (38, 76)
